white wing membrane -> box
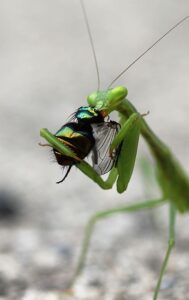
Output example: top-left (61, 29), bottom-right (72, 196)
top-left (92, 121), bottom-right (120, 175)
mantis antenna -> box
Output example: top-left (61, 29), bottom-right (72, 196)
top-left (80, 0), bottom-right (101, 91)
top-left (108, 16), bottom-right (189, 88)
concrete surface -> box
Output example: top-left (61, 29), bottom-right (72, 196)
top-left (0, 0), bottom-right (189, 299)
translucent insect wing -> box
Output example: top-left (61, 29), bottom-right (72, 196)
top-left (92, 121), bottom-right (120, 175)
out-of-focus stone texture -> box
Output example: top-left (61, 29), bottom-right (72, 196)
top-left (0, 1), bottom-right (189, 299)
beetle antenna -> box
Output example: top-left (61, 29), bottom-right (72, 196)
top-left (108, 16), bottom-right (189, 88)
top-left (80, 0), bottom-right (100, 91)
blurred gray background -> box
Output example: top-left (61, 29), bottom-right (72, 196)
top-left (0, 0), bottom-right (189, 299)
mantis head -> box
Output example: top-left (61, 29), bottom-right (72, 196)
top-left (87, 86), bottom-right (128, 115)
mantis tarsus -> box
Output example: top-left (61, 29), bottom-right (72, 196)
top-left (40, 2), bottom-right (189, 299)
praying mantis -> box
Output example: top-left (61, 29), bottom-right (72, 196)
top-left (40, 1), bottom-right (189, 299)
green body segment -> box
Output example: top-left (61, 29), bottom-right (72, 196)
top-left (75, 106), bottom-right (104, 123)
top-left (54, 123), bottom-right (95, 165)
top-left (40, 128), bottom-right (77, 159)
top-left (56, 126), bottom-right (81, 139)
top-left (76, 107), bottom-right (99, 120)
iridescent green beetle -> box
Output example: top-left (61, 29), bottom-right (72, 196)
top-left (53, 106), bottom-right (120, 183)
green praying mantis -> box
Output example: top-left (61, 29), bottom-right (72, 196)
top-left (40, 2), bottom-right (189, 299)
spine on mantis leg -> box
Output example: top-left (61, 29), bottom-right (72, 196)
top-left (117, 100), bottom-right (189, 213)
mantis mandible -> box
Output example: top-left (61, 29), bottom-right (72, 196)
top-left (40, 1), bottom-right (189, 299)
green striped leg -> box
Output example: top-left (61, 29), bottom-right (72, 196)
top-left (69, 198), bottom-right (166, 287)
top-left (153, 203), bottom-right (176, 300)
